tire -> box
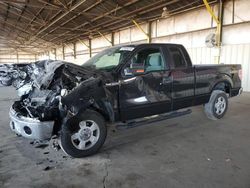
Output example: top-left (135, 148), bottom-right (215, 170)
top-left (204, 90), bottom-right (228, 120)
top-left (60, 110), bottom-right (107, 158)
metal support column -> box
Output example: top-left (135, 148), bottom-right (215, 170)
top-left (97, 31), bottom-right (112, 45)
top-left (111, 32), bottom-right (115, 46)
top-left (232, 0), bottom-right (235, 23)
top-left (203, 0), bottom-right (221, 46)
top-left (147, 21), bottom-right (152, 43)
top-left (203, 0), bottom-right (224, 64)
top-left (218, 0), bottom-right (224, 46)
top-left (89, 38), bottom-right (92, 58)
top-left (132, 19), bottom-right (151, 43)
top-left (54, 48), bottom-right (57, 60)
top-left (62, 44), bottom-right (65, 60)
top-left (78, 39), bottom-right (92, 58)
top-left (73, 43), bottom-right (76, 59)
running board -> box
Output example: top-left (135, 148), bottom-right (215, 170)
top-left (116, 109), bottom-right (192, 130)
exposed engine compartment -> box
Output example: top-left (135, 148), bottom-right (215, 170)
top-left (0, 60), bottom-right (112, 122)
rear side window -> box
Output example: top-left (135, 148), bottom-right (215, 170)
top-left (169, 47), bottom-right (187, 68)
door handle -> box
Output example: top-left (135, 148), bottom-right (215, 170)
top-left (160, 77), bottom-right (172, 85)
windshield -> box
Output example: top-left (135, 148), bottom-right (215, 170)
top-left (82, 46), bottom-right (134, 70)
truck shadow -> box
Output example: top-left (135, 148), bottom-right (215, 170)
top-left (101, 118), bottom-right (202, 153)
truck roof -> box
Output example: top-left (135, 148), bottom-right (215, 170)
top-left (116, 43), bottom-right (184, 48)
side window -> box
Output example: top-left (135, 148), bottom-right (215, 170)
top-left (130, 48), bottom-right (165, 72)
top-left (169, 47), bottom-right (187, 68)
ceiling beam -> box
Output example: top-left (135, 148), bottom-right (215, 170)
top-left (28, 0), bottom-right (87, 42)
top-left (7, 0), bottom-right (28, 38)
top-left (0, 0), bottom-right (63, 10)
top-left (0, 2), bottom-right (45, 25)
top-left (2, 4), bottom-right (10, 30)
top-left (39, 0), bottom-right (103, 40)
top-left (59, 0), bottom-right (178, 43)
top-left (48, 0), bottom-right (141, 42)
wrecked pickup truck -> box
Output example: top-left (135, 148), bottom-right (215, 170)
top-left (0, 43), bottom-right (242, 158)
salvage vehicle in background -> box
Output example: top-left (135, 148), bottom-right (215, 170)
top-left (0, 44), bottom-right (242, 158)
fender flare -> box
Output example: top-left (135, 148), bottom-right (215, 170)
top-left (210, 74), bottom-right (233, 93)
top-left (69, 99), bottom-right (115, 123)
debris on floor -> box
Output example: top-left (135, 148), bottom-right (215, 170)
top-left (30, 140), bottom-right (49, 149)
top-left (43, 166), bottom-right (53, 171)
top-left (52, 139), bottom-right (61, 151)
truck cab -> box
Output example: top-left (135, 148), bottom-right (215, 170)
top-left (116, 44), bottom-right (195, 120)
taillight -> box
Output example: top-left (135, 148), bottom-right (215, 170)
top-left (239, 69), bottom-right (242, 80)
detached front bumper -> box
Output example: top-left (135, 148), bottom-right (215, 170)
top-left (9, 107), bottom-right (54, 140)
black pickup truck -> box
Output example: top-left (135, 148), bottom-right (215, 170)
top-left (0, 43), bottom-right (242, 158)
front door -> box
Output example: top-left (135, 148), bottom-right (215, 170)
top-left (119, 46), bottom-right (172, 120)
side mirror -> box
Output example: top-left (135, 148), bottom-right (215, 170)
top-left (124, 64), bottom-right (145, 76)
top-left (132, 64), bottom-right (145, 75)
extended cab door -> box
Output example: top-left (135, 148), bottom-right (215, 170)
top-left (119, 45), bottom-right (172, 120)
top-left (167, 45), bottom-right (195, 110)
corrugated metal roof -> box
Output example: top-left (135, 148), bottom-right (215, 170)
top-left (0, 0), bottom-right (218, 53)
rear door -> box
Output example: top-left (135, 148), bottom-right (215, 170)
top-left (167, 45), bottom-right (195, 110)
top-left (119, 45), bottom-right (172, 120)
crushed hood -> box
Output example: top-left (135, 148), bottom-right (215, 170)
top-left (0, 60), bottom-right (113, 121)
top-left (0, 60), bottom-right (107, 90)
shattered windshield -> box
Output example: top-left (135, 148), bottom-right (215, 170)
top-left (82, 46), bottom-right (134, 70)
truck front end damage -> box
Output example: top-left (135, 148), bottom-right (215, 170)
top-left (9, 106), bottom-right (54, 140)
top-left (0, 60), bottom-right (114, 141)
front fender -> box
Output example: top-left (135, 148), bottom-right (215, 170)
top-left (61, 77), bottom-right (115, 122)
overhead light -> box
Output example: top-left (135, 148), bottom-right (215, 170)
top-left (52, 0), bottom-right (61, 5)
top-left (30, 26), bottom-right (36, 31)
top-left (161, 7), bottom-right (170, 18)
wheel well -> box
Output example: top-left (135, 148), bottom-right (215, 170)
top-left (213, 82), bottom-right (231, 94)
top-left (88, 106), bottom-right (110, 122)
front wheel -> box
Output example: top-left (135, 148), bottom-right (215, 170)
top-left (60, 110), bottom-right (107, 158)
top-left (204, 90), bottom-right (228, 120)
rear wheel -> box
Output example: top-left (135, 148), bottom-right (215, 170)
top-left (204, 90), bottom-right (228, 120)
top-left (60, 110), bottom-right (107, 158)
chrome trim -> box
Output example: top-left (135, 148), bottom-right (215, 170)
top-left (105, 81), bottom-right (121, 87)
top-left (123, 77), bottom-right (136, 83)
top-left (9, 107), bottom-right (54, 140)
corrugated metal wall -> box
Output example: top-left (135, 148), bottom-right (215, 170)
top-left (188, 44), bottom-right (250, 91)
top-left (0, 53), bottom-right (36, 64)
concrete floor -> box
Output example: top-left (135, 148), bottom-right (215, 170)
top-left (0, 87), bottom-right (250, 188)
